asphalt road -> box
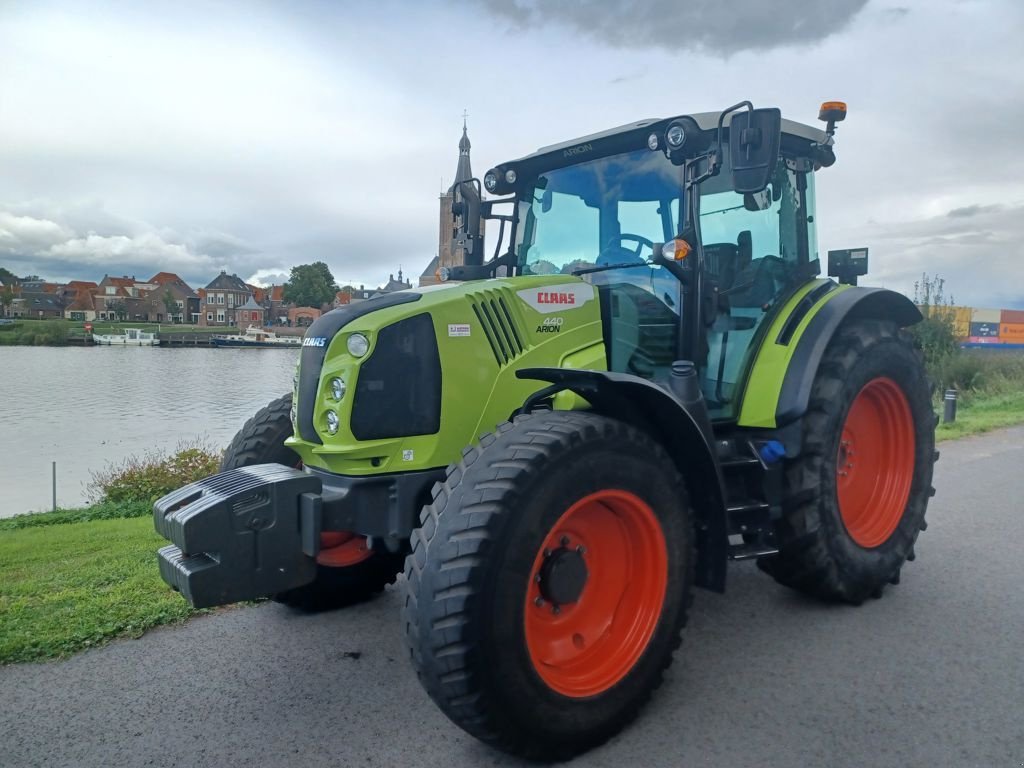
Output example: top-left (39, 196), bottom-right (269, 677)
top-left (2, 427), bottom-right (1022, 767)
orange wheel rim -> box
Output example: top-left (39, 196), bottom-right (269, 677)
top-left (837, 377), bottom-right (916, 548)
top-left (317, 531), bottom-right (373, 567)
top-left (524, 489), bottom-right (668, 698)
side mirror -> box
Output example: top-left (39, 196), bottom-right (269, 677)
top-left (729, 107), bottom-right (781, 193)
top-left (450, 179), bottom-right (483, 266)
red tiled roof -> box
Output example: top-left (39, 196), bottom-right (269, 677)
top-left (148, 272), bottom-right (185, 286)
top-left (247, 284), bottom-right (267, 303)
top-left (65, 280), bottom-right (98, 292)
top-left (66, 292), bottom-right (95, 311)
top-left (270, 285), bottom-right (284, 302)
top-left (104, 276), bottom-right (136, 288)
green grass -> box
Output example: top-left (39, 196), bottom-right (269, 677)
top-left (0, 516), bottom-right (200, 664)
top-left (0, 500), bottom-right (151, 530)
top-left (936, 389), bottom-right (1024, 441)
top-left (0, 318), bottom-right (238, 345)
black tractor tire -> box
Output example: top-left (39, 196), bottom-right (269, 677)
top-left (221, 393), bottom-right (405, 612)
top-left (402, 410), bottom-right (694, 761)
top-left (758, 319), bottom-right (937, 604)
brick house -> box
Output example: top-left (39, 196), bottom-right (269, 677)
top-left (199, 271), bottom-right (251, 327)
top-left (13, 291), bottom-right (64, 318)
top-left (147, 272), bottom-right (199, 324)
top-left (94, 275), bottom-right (155, 321)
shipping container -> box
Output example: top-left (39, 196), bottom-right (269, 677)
top-left (1000, 309), bottom-right (1024, 325)
top-left (999, 323), bottom-right (1024, 343)
top-left (952, 306), bottom-right (972, 338)
top-left (965, 336), bottom-right (1000, 344)
top-left (969, 321), bottom-right (1000, 338)
top-left (972, 307), bottom-right (1001, 323)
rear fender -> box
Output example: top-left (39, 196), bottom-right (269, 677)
top-left (517, 367), bottom-right (729, 593)
top-left (774, 287), bottom-right (922, 426)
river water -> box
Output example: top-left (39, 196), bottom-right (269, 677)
top-left (0, 346), bottom-right (298, 516)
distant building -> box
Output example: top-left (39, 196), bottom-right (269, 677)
top-left (420, 120), bottom-right (484, 287)
top-left (199, 271), bottom-right (251, 326)
top-left (148, 272), bottom-right (199, 324)
top-left (236, 294), bottom-right (265, 327)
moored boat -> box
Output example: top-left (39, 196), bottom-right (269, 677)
top-left (212, 326), bottom-right (302, 348)
top-left (92, 328), bottom-right (159, 346)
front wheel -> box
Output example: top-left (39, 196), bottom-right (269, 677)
top-left (221, 393), bottom-right (405, 611)
top-left (759, 319), bottom-right (937, 603)
top-left (402, 411), bottom-right (693, 761)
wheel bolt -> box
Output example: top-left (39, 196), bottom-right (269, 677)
top-left (543, 548), bottom-right (552, 558)
top-left (551, 605), bottom-right (560, 615)
top-left (534, 596), bottom-right (544, 607)
top-left (576, 545), bottom-right (586, 555)
top-left (560, 535), bottom-right (570, 547)
top-left (534, 573), bottom-right (542, 583)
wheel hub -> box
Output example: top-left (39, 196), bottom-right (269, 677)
top-left (537, 545), bottom-right (588, 607)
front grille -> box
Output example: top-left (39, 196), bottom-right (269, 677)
top-left (350, 313), bottom-right (441, 441)
top-left (469, 290), bottom-right (525, 365)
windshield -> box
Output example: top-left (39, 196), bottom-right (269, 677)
top-left (515, 149), bottom-right (684, 308)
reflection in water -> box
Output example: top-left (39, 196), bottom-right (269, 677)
top-left (0, 346), bottom-right (298, 516)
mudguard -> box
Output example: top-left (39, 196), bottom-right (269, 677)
top-left (517, 367), bottom-right (729, 593)
top-left (738, 281), bottom-right (921, 428)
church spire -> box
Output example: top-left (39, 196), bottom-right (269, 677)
top-left (454, 112), bottom-right (473, 184)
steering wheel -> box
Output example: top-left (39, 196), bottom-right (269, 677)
top-left (597, 234), bottom-right (655, 266)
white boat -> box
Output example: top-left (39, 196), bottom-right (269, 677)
top-left (92, 328), bottom-right (159, 346)
top-left (212, 326), bottom-right (302, 348)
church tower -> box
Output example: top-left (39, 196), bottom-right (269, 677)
top-left (421, 118), bottom-right (484, 287)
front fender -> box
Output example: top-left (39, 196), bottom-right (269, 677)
top-left (517, 367), bottom-right (729, 593)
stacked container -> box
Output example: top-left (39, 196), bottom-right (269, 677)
top-left (968, 308), bottom-right (1001, 344)
top-left (1000, 309), bottom-right (1024, 346)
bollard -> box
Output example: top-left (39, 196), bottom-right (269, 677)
top-left (943, 389), bottom-right (957, 424)
top-left (52, 461), bottom-right (57, 511)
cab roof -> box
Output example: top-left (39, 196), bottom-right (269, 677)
top-left (530, 112), bottom-right (827, 158)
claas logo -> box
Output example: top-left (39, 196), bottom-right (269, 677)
top-left (535, 291), bottom-right (576, 305)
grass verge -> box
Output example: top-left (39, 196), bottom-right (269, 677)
top-left (0, 516), bottom-right (200, 664)
top-left (936, 389), bottom-right (1024, 441)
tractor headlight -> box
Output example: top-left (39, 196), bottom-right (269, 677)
top-left (666, 123), bottom-right (686, 149)
top-left (647, 132), bottom-right (660, 151)
top-left (325, 410), bottom-right (339, 435)
top-left (484, 171), bottom-right (498, 192)
top-left (504, 168), bottom-right (517, 184)
top-left (347, 333), bottom-right (369, 357)
top-left (330, 377), bottom-right (346, 400)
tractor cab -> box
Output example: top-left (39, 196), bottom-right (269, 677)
top-left (458, 102), bottom-right (844, 419)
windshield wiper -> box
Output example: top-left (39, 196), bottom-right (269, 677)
top-left (572, 261), bottom-right (651, 276)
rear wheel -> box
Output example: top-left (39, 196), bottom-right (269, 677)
top-left (759, 320), bottom-right (936, 603)
top-left (221, 393), bottom-right (405, 611)
top-left (402, 411), bottom-right (693, 760)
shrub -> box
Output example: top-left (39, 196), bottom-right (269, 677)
top-left (908, 273), bottom-right (959, 377)
top-left (89, 441), bottom-right (222, 504)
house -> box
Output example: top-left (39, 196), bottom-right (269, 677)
top-left (199, 271), bottom-right (251, 326)
top-left (334, 284), bottom-right (376, 308)
top-left (147, 272), bottom-right (199, 324)
top-left (60, 281), bottom-right (99, 321)
top-left (265, 285), bottom-right (287, 324)
top-left (236, 294), bottom-right (265, 327)
top-left (94, 275), bottom-right (152, 320)
top-left (13, 291), bottom-right (64, 318)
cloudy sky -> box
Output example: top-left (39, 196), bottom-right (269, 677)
top-left (1, 0), bottom-right (1022, 306)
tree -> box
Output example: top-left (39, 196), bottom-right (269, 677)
top-left (0, 285), bottom-right (14, 317)
top-left (108, 299), bottom-right (128, 321)
top-left (162, 289), bottom-right (178, 319)
top-left (283, 262), bottom-right (338, 308)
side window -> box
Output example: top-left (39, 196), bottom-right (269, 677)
top-left (521, 191), bottom-right (599, 275)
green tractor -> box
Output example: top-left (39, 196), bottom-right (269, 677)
top-left (155, 101), bottom-right (936, 760)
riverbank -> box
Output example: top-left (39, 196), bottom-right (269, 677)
top-left (3, 393), bottom-right (1024, 664)
top-left (0, 318), bottom-right (241, 346)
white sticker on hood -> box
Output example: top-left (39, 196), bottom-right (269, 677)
top-left (516, 283), bottom-right (596, 314)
